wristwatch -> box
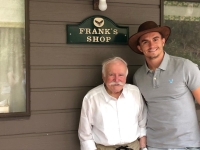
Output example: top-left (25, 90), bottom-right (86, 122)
top-left (140, 148), bottom-right (147, 150)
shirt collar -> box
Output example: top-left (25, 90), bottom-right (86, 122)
top-left (159, 52), bottom-right (169, 71)
top-left (102, 84), bottom-right (127, 102)
top-left (144, 52), bottom-right (170, 73)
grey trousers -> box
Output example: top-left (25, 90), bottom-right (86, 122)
top-left (96, 140), bottom-right (139, 150)
top-left (148, 147), bottom-right (200, 150)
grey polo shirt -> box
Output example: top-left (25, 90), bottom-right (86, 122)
top-left (134, 52), bottom-right (200, 148)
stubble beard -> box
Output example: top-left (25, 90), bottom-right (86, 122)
top-left (147, 48), bottom-right (162, 60)
top-left (148, 54), bottom-right (159, 60)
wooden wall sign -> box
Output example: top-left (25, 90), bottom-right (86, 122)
top-left (67, 15), bottom-right (129, 44)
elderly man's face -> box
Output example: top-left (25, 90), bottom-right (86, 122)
top-left (102, 60), bottom-right (127, 97)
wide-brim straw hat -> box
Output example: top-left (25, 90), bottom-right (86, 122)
top-left (128, 21), bottom-right (171, 55)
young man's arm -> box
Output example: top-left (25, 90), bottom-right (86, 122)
top-left (192, 87), bottom-right (200, 104)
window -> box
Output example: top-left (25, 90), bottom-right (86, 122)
top-left (161, 0), bottom-right (200, 66)
top-left (0, 0), bottom-right (30, 117)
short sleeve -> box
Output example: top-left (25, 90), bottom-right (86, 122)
top-left (184, 59), bottom-right (200, 91)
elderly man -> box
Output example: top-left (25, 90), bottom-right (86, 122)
top-left (78, 57), bottom-right (147, 150)
top-left (128, 21), bottom-right (200, 149)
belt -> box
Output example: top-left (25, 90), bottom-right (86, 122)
top-left (116, 146), bottom-right (133, 150)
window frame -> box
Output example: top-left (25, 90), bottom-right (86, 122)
top-left (0, 0), bottom-right (30, 118)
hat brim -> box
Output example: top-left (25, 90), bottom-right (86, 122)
top-left (128, 26), bottom-right (171, 55)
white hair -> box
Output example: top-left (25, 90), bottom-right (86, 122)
top-left (102, 57), bottom-right (128, 77)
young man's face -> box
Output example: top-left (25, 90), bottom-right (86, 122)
top-left (102, 60), bottom-right (127, 97)
top-left (137, 32), bottom-right (165, 60)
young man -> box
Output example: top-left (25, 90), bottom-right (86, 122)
top-left (128, 21), bottom-right (200, 149)
top-left (78, 57), bottom-right (147, 150)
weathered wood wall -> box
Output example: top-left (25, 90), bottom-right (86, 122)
top-left (2, 0), bottom-right (199, 149)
